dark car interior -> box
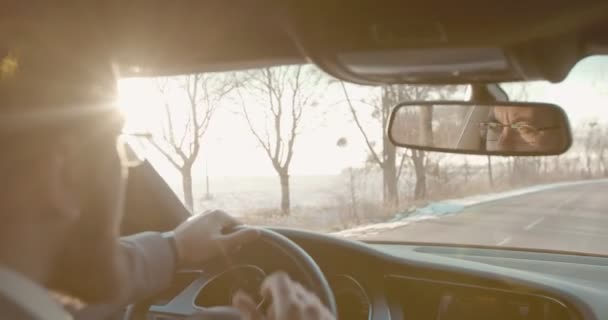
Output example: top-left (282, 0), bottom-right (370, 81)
top-left (5, 1), bottom-right (608, 320)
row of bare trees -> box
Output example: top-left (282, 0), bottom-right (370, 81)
top-left (335, 121), bottom-right (608, 220)
top-left (234, 66), bottom-right (324, 214)
top-left (146, 66), bottom-right (468, 214)
top-left (147, 66), bottom-right (324, 214)
top-left (142, 65), bottom-right (606, 217)
top-left (151, 74), bottom-right (233, 210)
top-left (339, 83), bottom-right (464, 208)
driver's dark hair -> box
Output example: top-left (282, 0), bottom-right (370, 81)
top-left (0, 51), bottom-right (121, 178)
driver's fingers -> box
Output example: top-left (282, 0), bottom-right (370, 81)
top-left (285, 285), bottom-right (322, 320)
top-left (219, 228), bottom-right (260, 249)
top-left (292, 282), bottom-right (314, 302)
top-left (260, 272), bottom-right (297, 318)
top-left (276, 278), bottom-right (335, 320)
top-left (232, 291), bottom-right (264, 320)
top-left (208, 210), bottom-right (240, 226)
top-left (302, 304), bottom-right (321, 320)
top-left (292, 282), bottom-right (333, 319)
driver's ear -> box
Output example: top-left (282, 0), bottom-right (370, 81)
top-left (42, 137), bottom-right (83, 223)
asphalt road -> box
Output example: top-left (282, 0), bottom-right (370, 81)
top-left (363, 181), bottom-right (608, 256)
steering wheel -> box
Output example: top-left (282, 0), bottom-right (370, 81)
top-left (125, 227), bottom-right (337, 320)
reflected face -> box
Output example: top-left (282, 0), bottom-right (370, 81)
top-left (484, 106), bottom-right (564, 152)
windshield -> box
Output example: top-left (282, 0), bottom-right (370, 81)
top-left (119, 56), bottom-right (608, 256)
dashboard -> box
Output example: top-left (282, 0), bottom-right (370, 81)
top-left (386, 275), bottom-right (571, 320)
top-left (143, 228), bottom-right (608, 320)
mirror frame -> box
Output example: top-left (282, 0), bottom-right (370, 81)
top-left (387, 100), bottom-right (573, 156)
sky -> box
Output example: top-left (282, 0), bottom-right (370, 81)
top-left (117, 56), bottom-right (608, 182)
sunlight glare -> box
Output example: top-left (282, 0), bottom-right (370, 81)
top-left (117, 78), bottom-right (160, 133)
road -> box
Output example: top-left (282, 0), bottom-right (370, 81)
top-left (362, 181), bottom-right (608, 255)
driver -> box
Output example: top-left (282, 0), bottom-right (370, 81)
top-left (0, 53), bottom-right (334, 320)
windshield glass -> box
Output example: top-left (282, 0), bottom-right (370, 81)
top-left (118, 56), bottom-right (608, 256)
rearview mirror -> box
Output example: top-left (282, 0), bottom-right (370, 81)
top-left (388, 101), bottom-right (572, 156)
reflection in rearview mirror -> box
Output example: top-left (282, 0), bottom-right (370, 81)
top-left (388, 102), bottom-right (572, 156)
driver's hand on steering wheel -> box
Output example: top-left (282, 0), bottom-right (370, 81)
top-left (173, 210), bottom-right (260, 266)
top-left (232, 272), bottom-right (335, 320)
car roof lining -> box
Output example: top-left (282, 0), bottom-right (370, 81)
top-left (0, 1), bottom-right (607, 82)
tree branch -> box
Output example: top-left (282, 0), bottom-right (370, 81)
top-left (177, 116), bottom-right (192, 150)
top-left (236, 85), bottom-right (274, 161)
top-left (396, 151), bottom-right (409, 181)
top-left (185, 74), bottom-right (201, 159)
top-left (148, 137), bottom-right (182, 170)
top-left (340, 81), bottom-right (384, 168)
top-left (161, 100), bottom-right (178, 147)
top-left (157, 79), bottom-right (189, 163)
top-left (269, 71), bottom-right (284, 164)
top-left (283, 66), bottom-right (304, 168)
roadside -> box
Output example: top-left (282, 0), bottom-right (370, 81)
top-left (335, 178), bottom-right (608, 238)
top-left (357, 180), bottom-right (608, 256)
top-left (237, 178), bottom-right (608, 235)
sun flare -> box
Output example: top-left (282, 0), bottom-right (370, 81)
top-left (117, 78), bottom-right (162, 133)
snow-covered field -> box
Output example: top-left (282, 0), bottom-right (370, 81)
top-left (192, 175), bottom-right (345, 215)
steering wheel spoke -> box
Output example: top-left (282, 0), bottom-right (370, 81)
top-left (148, 276), bottom-right (207, 317)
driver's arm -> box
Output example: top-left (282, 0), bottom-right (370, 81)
top-left (118, 231), bottom-right (177, 304)
top-left (72, 232), bottom-right (177, 320)
top-left (73, 211), bottom-right (256, 319)
top-left (78, 211), bottom-right (332, 320)
top-left (117, 210), bottom-right (260, 305)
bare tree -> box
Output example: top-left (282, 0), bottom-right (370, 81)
top-left (235, 65), bottom-right (322, 215)
top-left (341, 82), bottom-right (461, 205)
top-left (596, 125), bottom-right (608, 177)
top-left (341, 83), bottom-right (396, 207)
top-left (337, 137), bottom-right (360, 223)
top-left (152, 74), bottom-right (233, 211)
top-left (584, 121), bottom-right (598, 178)
top-left (578, 121), bottom-right (608, 179)
top-left (487, 156), bottom-right (494, 188)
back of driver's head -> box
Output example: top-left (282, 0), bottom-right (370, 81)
top-left (0, 47), bottom-right (121, 126)
top-left (0, 48), bottom-right (124, 171)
